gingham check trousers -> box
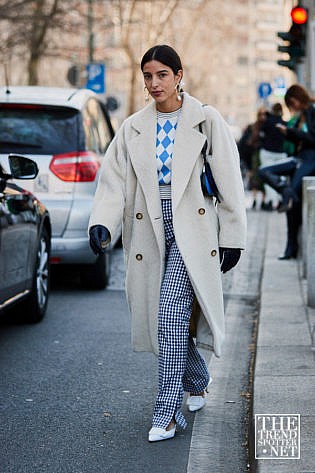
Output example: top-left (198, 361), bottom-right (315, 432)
top-left (152, 199), bottom-right (210, 429)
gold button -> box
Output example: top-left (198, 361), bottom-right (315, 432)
top-left (136, 254), bottom-right (143, 261)
top-left (136, 212), bottom-right (143, 220)
top-left (211, 250), bottom-right (217, 257)
top-left (198, 208), bottom-right (205, 215)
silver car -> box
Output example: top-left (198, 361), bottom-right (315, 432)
top-left (0, 86), bottom-right (115, 289)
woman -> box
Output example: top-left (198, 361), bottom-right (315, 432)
top-left (259, 84), bottom-right (315, 258)
top-left (88, 45), bottom-right (247, 442)
top-left (259, 103), bottom-right (287, 210)
top-left (238, 107), bottom-right (266, 209)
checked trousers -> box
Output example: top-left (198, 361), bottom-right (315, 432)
top-left (152, 199), bottom-right (210, 430)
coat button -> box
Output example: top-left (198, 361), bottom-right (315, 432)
top-left (136, 212), bottom-right (143, 220)
top-left (198, 208), bottom-right (206, 215)
top-left (136, 253), bottom-right (143, 261)
top-left (211, 249), bottom-right (217, 257)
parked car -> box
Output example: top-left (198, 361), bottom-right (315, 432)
top-left (0, 86), bottom-right (115, 289)
top-left (0, 154), bottom-right (51, 322)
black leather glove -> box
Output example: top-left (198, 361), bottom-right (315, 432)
top-left (89, 225), bottom-right (110, 255)
top-left (219, 247), bottom-right (241, 273)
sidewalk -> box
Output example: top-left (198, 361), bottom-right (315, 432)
top-left (253, 211), bottom-right (315, 472)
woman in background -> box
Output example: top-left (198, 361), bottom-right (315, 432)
top-left (259, 84), bottom-right (315, 258)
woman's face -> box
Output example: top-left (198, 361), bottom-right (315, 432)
top-left (287, 97), bottom-right (304, 113)
top-left (142, 60), bottom-right (183, 112)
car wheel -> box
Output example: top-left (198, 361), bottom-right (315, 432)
top-left (24, 227), bottom-right (50, 323)
top-left (80, 251), bottom-right (111, 290)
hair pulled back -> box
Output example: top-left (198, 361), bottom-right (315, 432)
top-left (140, 45), bottom-right (183, 75)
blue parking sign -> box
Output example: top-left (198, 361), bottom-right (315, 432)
top-left (258, 82), bottom-right (272, 99)
top-left (86, 63), bottom-right (105, 94)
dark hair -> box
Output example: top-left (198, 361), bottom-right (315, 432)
top-left (285, 84), bottom-right (314, 109)
top-left (271, 102), bottom-right (283, 116)
top-left (140, 45), bottom-right (183, 75)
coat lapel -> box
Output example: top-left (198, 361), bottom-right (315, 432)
top-left (126, 94), bottom-right (207, 215)
top-left (172, 94), bottom-right (206, 209)
top-left (126, 102), bottom-right (162, 220)
top-left (172, 94), bottom-right (207, 209)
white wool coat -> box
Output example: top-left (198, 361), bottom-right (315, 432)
top-left (89, 93), bottom-right (247, 357)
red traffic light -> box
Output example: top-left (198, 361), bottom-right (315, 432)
top-left (291, 6), bottom-right (308, 25)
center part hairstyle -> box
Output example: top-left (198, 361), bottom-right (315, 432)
top-left (140, 44), bottom-right (183, 75)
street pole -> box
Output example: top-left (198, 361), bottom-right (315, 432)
top-left (295, 61), bottom-right (306, 86)
top-left (87, 0), bottom-right (94, 63)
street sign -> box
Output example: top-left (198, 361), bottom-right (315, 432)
top-left (86, 63), bottom-right (105, 94)
top-left (258, 82), bottom-right (272, 99)
top-left (273, 76), bottom-right (286, 98)
top-left (274, 76), bottom-right (286, 88)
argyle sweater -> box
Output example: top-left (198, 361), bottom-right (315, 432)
top-left (156, 109), bottom-right (181, 185)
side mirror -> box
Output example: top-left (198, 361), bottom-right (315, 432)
top-left (8, 154), bottom-right (39, 179)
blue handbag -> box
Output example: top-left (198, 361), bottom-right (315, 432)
top-left (199, 122), bottom-right (221, 202)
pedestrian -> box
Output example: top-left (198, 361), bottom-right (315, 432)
top-left (88, 44), bottom-right (247, 442)
top-left (238, 107), bottom-right (267, 209)
top-left (259, 103), bottom-right (287, 210)
top-left (258, 84), bottom-right (315, 259)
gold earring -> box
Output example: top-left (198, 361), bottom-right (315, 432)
top-left (144, 86), bottom-right (149, 103)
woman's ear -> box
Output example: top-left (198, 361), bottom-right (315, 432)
top-left (176, 69), bottom-right (183, 83)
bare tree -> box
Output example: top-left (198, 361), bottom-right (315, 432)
top-left (28, 0), bottom-right (59, 84)
top-left (111, 0), bottom-right (180, 115)
top-left (0, 0), bottom-right (83, 84)
top-left (94, 0), bottom-right (215, 115)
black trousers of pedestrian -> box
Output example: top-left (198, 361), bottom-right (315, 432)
top-left (259, 151), bottom-right (315, 256)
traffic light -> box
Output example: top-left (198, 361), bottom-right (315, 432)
top-left (277, 5), bottom-right (308, 71)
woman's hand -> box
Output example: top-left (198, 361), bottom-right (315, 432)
top-left (89, 225), bottom-right (110, 255)
top-left (219, 248), bottom-right (241, 273)
top-left (275, 123), bottom-right (287, 134)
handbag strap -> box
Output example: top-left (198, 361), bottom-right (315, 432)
top-left (199, 104), bottom-right (212, 159)
top-left (199, 122), bottom-right (208, 164)
top-left (199, 108), bottom-right (221, 203)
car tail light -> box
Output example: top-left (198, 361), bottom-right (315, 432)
top-left (49, 151), bottom-right (100, 182)
top-left (50, 257), bottom-right (61, 264)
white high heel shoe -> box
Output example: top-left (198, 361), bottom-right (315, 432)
top-left (186, 394), bottom-right (206, 412)
top-left (148, 425), bottom-right (176, 442)
top-left (186, 376), bottom-right (213, 412)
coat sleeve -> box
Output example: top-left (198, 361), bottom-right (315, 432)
top-left (204, 106), bottom-right (247, 249)
top-left (88, 124), bottom-right (127, 244)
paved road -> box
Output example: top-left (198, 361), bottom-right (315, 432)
top-left (0, 209), bottom-right (267, 473)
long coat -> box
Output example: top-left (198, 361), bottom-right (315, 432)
top-left (89, 93), bottom-right (247, 357)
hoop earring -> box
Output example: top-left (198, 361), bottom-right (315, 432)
top-left (144, 86), bottom-right (150, 103)
top-left (176, 83), bottom-right (182, 101)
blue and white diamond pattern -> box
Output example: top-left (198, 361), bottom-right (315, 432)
top-left (156, 118), bottom-right (178, 184)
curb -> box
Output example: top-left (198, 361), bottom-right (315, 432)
top-left (252, 212), bottom-right (315, 472)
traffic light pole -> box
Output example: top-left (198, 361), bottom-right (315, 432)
top-left (296, 60), bottom-right (306, 85)
top-left (277, 5), bottom-right (308, 76)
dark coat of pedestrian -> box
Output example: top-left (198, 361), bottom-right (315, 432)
top-left (238, 107), bottom-right (266, 208)
top-left (259, 84), bottom-right (315, 259)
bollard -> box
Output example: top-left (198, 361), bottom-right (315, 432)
top-left (307, 186), bottom-right (315, 307)
top-left (302, 177), bottom-right (315, 278)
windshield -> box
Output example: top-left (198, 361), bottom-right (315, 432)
top-left (0, 105), bottom-right (81, 154)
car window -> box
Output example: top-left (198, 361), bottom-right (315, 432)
top-left (82, 104), bottom-right (100, 154)
top-left (82, 98), bottom-right (112, 155)
top-left (0, 105), bottom-right (80, 155)
top-left (95, 104), bottom-right (113, 153)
